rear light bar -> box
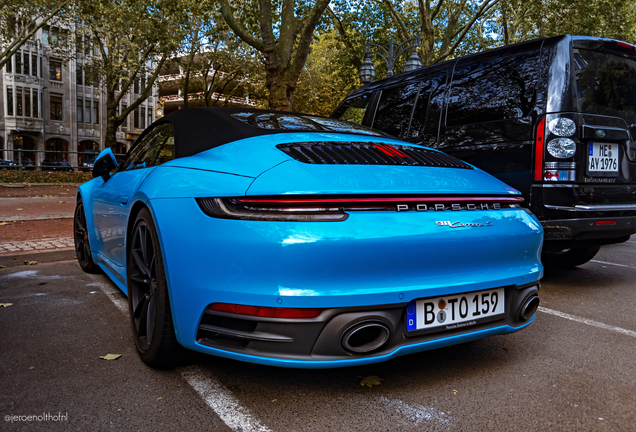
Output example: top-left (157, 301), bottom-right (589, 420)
top-left (617, 41), bottom-right (635, 50)
top-left (197, 196), bottom-right (525, 222)
top-left (595, 220), bottom-right (616, 225)
top-left (208, 303), bottom-right (323, 319)
top-left (534, 118), bottom-right (546, 181)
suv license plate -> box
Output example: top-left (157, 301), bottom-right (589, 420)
top-left (588, 142), bottom-right (618, 173)
top-left (406, 288), bottom-right (505, 334)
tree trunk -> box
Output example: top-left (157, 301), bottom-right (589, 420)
top-left (105, 89), bottom-right (118, 149)
top-left (267, 75), bottom-right (294, 111)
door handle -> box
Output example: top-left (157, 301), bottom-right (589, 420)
top-left (119, 196), bottom-right (129, 205)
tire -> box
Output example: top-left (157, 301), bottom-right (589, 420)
top-left (73, 199), bottom-right (102, 274)
top-left (127, 208), bottom-right (183, 368)
top-left (542, 245), bottom-right (601, 269)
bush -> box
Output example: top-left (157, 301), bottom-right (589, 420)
top-left (0, 170), bottom-right (93, 184)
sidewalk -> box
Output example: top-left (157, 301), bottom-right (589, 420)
top-left (0, 184), bottom-right (79, 267)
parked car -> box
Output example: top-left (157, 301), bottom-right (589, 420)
top-left (333, 35), bottom-right (636, 268)
top-left (0, 159), bottom-right (14, 170)
top-left (41, 160), bottom-right (74, 172)
top-left (81, 150), bottom-right (99, 172)
top-left (13, 158), bottom-right (36, 170)
top-left (75, 107), bottom-right (543, 369)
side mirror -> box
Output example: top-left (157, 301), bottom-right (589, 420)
top-left (92, 148), bottom-right (119, 181)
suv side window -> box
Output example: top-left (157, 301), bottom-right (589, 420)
top-left (372, 82), bottom-right (421, 138)
top-left (121, 123), bottom-right (175, 171)
top-left (332, 94), bottom-right (372, 124)
top-left (407, 74), bottom-right (446, 147)
top-left (446, 49), bottom-right (540, 127)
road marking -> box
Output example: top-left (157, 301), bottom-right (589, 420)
top-left (538, 307), bottom-right (636, 338)
top-left (93, 279), bottom-right (273, 432)
top-left (590, 260), bottom-right (636, 269)
top-left (378, 397), bottom-right (453, 426)
top-left (179, 366), bottom-right (272, 432)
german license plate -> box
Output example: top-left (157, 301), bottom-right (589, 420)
top-left (588, 142), bottom-right (618, 173)
top-left (406, 288), bottom-right (505, 334)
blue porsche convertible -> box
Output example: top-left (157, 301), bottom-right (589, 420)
top-left (75, 107), bottom-right (543, 368)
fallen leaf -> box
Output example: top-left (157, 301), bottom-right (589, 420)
top-left (0, 265), bottom-right (6, 268)
top-left (0, 222), bottom-right (10, 225)
top-left (453, 390), bottom-right (457, 395)
top-left (16, 208), bottom-right (23, 211)
top-left (0, 303), bottom-right (13, 307)
top-left (360, 376), bottom-right (384, 388)
top-left (57, 201), bottom-right (65, 203)
top-left (24, 261), bottom-right (38, 266)
top-left (271, 399), bottom-right (277, 402)
top-left (156, 397), bottom-right (162, 401)
top-left (99, 354), bottom-right (122, 360)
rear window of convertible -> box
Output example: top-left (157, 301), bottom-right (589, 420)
top-left (231, 112), bottom-right (383, 136)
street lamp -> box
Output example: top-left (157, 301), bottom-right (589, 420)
top-left (359, 37), bottom-right (423, 84)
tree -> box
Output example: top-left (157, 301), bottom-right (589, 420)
top-left (76, 0), bottom-right (189, 148)
top-left (217, 0), bottom-right (331, 110)
top-left (0, 0), bottom-right (71, 70)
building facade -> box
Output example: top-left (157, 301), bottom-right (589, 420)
top-left (1, 27), bottom-right (158, 168)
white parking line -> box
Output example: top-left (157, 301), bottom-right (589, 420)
top-left (538, 307), bottom-right (636, 338)
top-left (93, 280), bottom-right (273, 432)
top-left (590, 260), bottom-right (636, 269)
top-left (180, 366), bottom-right (272, 432)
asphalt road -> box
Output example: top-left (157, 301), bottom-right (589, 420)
top-left (1, 242), bottom-right (635, 431)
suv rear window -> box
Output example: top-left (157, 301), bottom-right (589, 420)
top-left (574, 49), bottom-right (636, 125)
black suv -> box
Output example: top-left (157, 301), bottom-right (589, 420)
top-left (333, 35), bottom-right (636, 267)
top-left (41, 160), bottom-right (74, 172)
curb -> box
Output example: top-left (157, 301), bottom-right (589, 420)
top-left (0, 248), bottom-right (76, 267)
top-left (2, 183), bottom-right (84, 187)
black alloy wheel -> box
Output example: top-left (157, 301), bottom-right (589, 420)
top-left (73, 199), bottom-right (101, 273)
top-left (128, 208), bottom-right (182, 368)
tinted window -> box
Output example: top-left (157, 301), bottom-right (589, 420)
top-left (407, 75), bottom-right (446, 146)
top-left (231, 112), bottom-right (382, 136)
top-left (121, 123), bottom-right (175, 171)
top-left (372, 82), bottom-right (420, 138)
top-left (446, 49), bottom-right (540, 127)
top-left (575, 49), bottom-right (636, 125)
top-left (332, 94), bottom-right (372, 124)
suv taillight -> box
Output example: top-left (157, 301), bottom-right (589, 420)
top-left (535, 114), bottom-right (579, 182)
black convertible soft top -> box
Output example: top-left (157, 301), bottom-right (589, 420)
top-left (153, 107), bottom-right (386, 158)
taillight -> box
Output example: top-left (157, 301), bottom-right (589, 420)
top-left (537, 114), bottom-right (579, 182)
top-left (196, 196), bottom-right (525, 222)
top-left (207, 303), bottom-right (323, 319)
top-left (534, 118), bottom-right (545, 181)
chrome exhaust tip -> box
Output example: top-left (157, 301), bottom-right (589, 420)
top-left (341, 321), bottom-right (390, 353)
top-left (519, 294), bottom-right (540, 321)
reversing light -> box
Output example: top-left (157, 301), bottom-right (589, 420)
top-left (547, 138), bottom-right (576, 158)
top-left (208, 303), bottom-right (323, 319)
top-left (548, 118), bottom-right (576, 137)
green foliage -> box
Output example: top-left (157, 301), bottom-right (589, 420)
top-left (0, 171), bottom-right (92, 184)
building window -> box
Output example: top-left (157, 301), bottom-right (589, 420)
top-left (122, 104), bottom-right (127, 128)
top-left (15, 51), bottom-right (21, 74)
top-left (24, 88), bottom-right (31, 117)
top-left (84, 98), bottom-right (91, 123)
top-left (77, 99), bottom-right (83, 123)
top-left (6, 55), bottom-right (11, 73)
top-left (7, 87), bottom-right (13, 116)
top-left (134, 78), bottom-right (139, 94)
top-left (84, 70), bottom-right (92, 87)
top-left (134, 107), bottom-right (139, 128)
top-left (93, 100), bottom-right (99, 124)
top-left (23, 52), bottom-right (29, 75)
top-left (49, 60), bottom-right (62, 81)
top-left (50, 94), bottom-right (63, 120)
top-left (148, 106), bottom-right (152, 126)
top-left (76, 66), bottom-right (82, 85)
top-left (140, 107), bottom-right (145, 129)
top-left (33, 91), bottom-right (38, 118)
top-left (16, 87), bottom-right (22, 116)
top-left (42, 27), bottom-right (49, 45)
top-left (39, 56), bottom-right (42, 77)
top-left (31, 54), bottom-right (37, 77)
